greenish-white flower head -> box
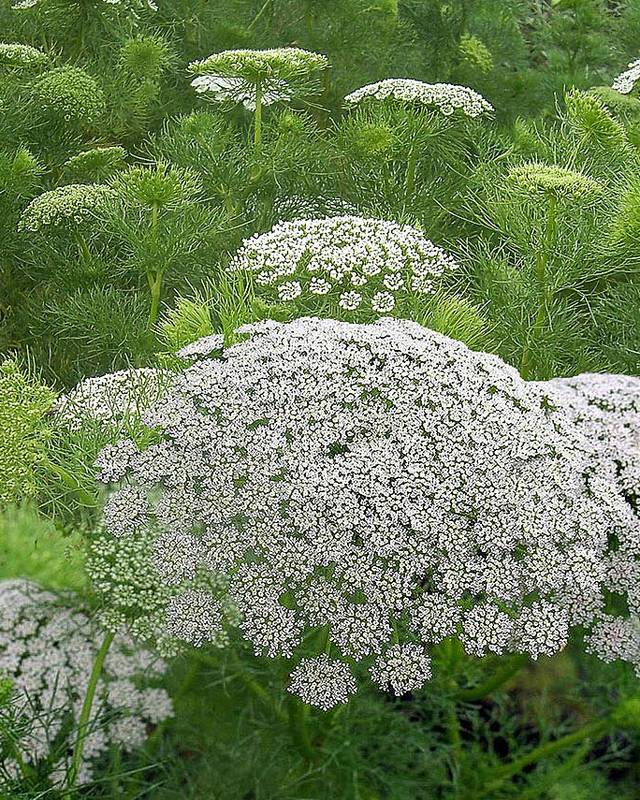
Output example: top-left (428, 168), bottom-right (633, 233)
top-left (188, 47), bottom-right (329, 110)
top-left (507, 163), bottom-right (602, 202)
top-left (230, 215), bottom-right (458, 319)
top-left (345, 79), bottom-right (494, 118)
top-left (613, 58), bottom-right (640, 95)
top-left (0, 361), bottom-right (55, 508)
top-left (18, 184), bottom-right (115, 233)
top-left (31, 66), bottom-right (105, 125)
top-left (109, 163), bottom-right (203, 210)
top-left (63, 146), bottom-right (127, 183)
top-left (0, 42), bottom-right (48, 70)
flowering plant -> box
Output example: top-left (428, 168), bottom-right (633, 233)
top-left (229, 215), bottom-right (458, 318)
top-left (94, 318), bottom-right (639, 709)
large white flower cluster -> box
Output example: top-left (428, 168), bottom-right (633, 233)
top-left (230, 216), bottom-right (458, 316)
top-left (613, 58), bottom-right (640, 95)
top-left (0, 579), bottom-right (172, 787)
top-left (344, 79), bottom-right (494, 118)
top-left (94, 318), bottom-right (640, 708)
top-left (189, 48), bottom-right (328, 110)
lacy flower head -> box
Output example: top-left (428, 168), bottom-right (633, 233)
top-left (30, 67), bottom-right (105, 126)
top-left (12, 0), bottom-right (157, 10)
top-left (507, 162), bottom-right (602, 202)
top-left (94, 318), bottom-right (640, 709)
top-left (17, 184), bottom-right (114, 233)
top-left (0, 579), bottom-right (172, 788)
top-left (530, 371), bottom-right (640, 678)
top-left (344, 79), bottom-right (494, 118)
top-left (0, 42), bottom-right (48, 70)
top-left (54, 368), bottom-right (174, 431)
top-left (229, 216), bottom-right (458, 318)
top-left (188, 48), bottom-right (329, 110)
top-left (613, 58), bottom-right (640, 95)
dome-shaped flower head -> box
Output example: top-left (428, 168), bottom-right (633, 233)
top-left (109, 163), bottom-right (203, 210)
top-left (30, 66), bottom-right (105, 126)
top-left (344, 78), bottom-right (493, 118)
top-left (17, 184), bottom-right (115, 233)
top-left (229, 215), bottom-right (458, 318)
top-left (188, 47), bottom-right (329, 110)
top-left (507, 163), bottom-right (602, 202)
top-left (613, 58), bottom-right (640, 95)
top-left (63, 146), bottom-right (127, 183)
top-left (0, 42), bottom-right (48, 70)
top-left (94, 318), bottom-right (640, 708)
top-left (0, 579), bottom-right (172, 788)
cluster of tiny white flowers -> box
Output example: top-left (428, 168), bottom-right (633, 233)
top-left (613, 58), bottom-right (640, 94)
top-left (12, 0), bottom-right (157, 10)
top-left (54, 368), bottom-right (174, 430)
top-left (230, 216), bottom-right (458, 317)
top-left (0, 42), bottom-right (48, 68)
top-left (17, 184), bottom-right (114, 233)
top-left (0, 579), bottom-right (172, 787)
top-left (93, 318), bottom-right (640, 708)
top-left (531, 372), bottom-right (640, 498)
top-left (344, 79), bottom-right (494, 118)
top-left (189, 48), bottom-right (328, 110)
top-left (530, 372), bottom-right (640, 676)
top-left (288, 655), bottom-right (358, 710)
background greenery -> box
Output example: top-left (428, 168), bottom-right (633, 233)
top-left (2, 1), bottom-right (640, 798)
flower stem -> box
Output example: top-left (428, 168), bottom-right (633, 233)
top-left (147, 269), bottom-right (165, 333)
top-left (248, 0), bottom-right (274, 29)
top-left (66, 631), bottom-right (115, 793)
top-left (520, 192), bottom-right (557, 380)
top-left (405, 141), bottom-right (419, 200)
top-left (75, 231), bottom-right (92, 265)
top-left (480, 717), bottom-right (609, 794)
top-left (254, 82), bottom-right (263, 153)
top-left (287, 694), bottom-right (316, 763)
top-left (455, 654), bottom-right (528, 702)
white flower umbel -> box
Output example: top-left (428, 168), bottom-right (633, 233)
top-left (94, 318), bottom-right (640, 708)
top-left (0, 42), bottom-right (48, 69)
top-left (0, 579), bottom-right (172, 788)
top-left (12, 0), bottom-right (157, 10)
top-left (54, 368), bottom-right (175, 431)
top-left (345, 79), bottom-right (494, 118)
top-left (189, 48), bottom-right (328, 150)
top-left (17, 184), bottom-right (114, 233)
top-left (188, 48), bottom-right (328, 111)
top-left (613, 58), bottom-right (640, 95)
top-left (230, 216), bottom-right (458, 318)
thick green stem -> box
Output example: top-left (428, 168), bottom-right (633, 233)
top-left (520, 192), bottom-right (557, 380)
top-left (254, 82), bottom-right (263, 153)
top-left (66, 631), bottom-right (115, 793)
top-left (455, 654), bottom-right (528, 702)
top-left (75, 232), bottom-right (92, 265)
top-left (147, 269), bottom-right (164, 333)
top-left (287, 695), bottom-right (315, 763)
top-left (405, 141), bottom-right (419, 200)
top-left (481, 718), bottom-right (609, 794)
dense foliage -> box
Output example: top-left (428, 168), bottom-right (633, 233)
top-left (2, 1), bottom-right (640, 798)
